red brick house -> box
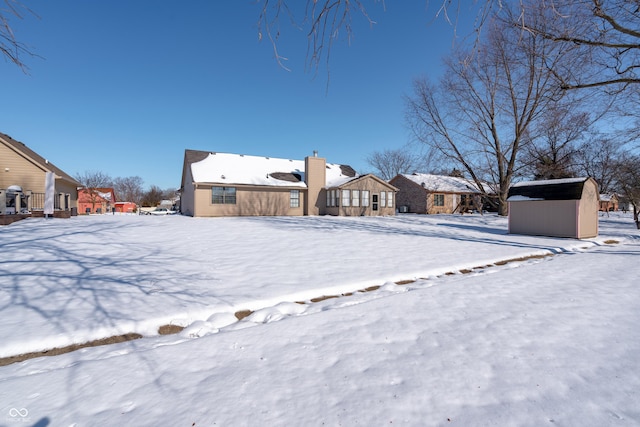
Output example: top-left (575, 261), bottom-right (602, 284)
top-left (78, 188), bottom-right (116, 214)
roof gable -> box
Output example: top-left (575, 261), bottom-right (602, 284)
top-left (508, 178), bottom-right (593, 201)
top-left (0, 132), bottom-right (80, 185)
top-left (334, 173), bottom-right (398, 191)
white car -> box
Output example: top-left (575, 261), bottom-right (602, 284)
top-left (148, 207), bottom-right (176, 215)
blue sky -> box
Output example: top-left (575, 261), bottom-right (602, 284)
top-left (2, 1), bottom-right (477, 190)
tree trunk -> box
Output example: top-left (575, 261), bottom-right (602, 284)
top-left (498, 190), bottom-right (509, 216)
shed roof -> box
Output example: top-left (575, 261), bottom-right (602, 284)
top-left (508, 177), bottom-right (592, 201)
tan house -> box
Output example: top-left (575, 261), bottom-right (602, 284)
top-left (180, 150), bottom-right (397, 217)
top-left (507, 177), bottom-right (599, 239)
top-left (1, 132), bottom-right (79, 217)
top-left (390, 173), bottom-right (485, 214)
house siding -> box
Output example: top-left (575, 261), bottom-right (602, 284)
top-left (390, 175), bottom-right (428, 214)
top-left (181, 167), bottom-right (196, 216)
top-left (1, 142), bottom-right (48, 192)
top-left (1, 137), bottom-right (79, 210)
top-left (192, 184), bottom-right (306, 217)
top-left (324, 176), bottom-right (397, 216)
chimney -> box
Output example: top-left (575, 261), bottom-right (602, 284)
top-left (304, 153), bottom-right (326, 216)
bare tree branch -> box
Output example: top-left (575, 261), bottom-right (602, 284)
top-left (0, 0), bottom-right (38, 72)
top-left (513, 0), bottom-right (640, 90)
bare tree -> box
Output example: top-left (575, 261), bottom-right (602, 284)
top-left (75, 170), bottom-right (113, 189)
top-left (574, 137), bottom-right (623, 194)
top-left (366, 147), bottom-right (425, 180)
top-left (112, 176), bottom-right (144, 207)
top-left (406, 6), bottom-right (575, 215)
top-left (514, 0), bottom-right (640, 91)
top-left (614, 154), bottom-right (640, 227)
top-left (141, 185), bottom-right (164, 208)
top-left (522, 106), bottom-right (593, 180)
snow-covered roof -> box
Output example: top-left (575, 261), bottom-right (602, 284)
top-left (400, 173), bottom-right (483, 194)
top-left (511, 177), bottom-right (586, 188)
top-left (189, 152), bottom-right (357, 188)
top-left (97, 191), bottom-right (112, 201)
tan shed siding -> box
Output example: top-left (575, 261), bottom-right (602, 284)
top-left (0, 142), bottom-right (47, 192)
top-left (578, 179), bottom-right (599, 238)
top-left (509, 200), bottom-right (579, 237)
top-left (304, 156), bottom-right (326, 215)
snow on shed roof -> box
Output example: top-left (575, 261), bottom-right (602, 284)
top-left (189, 152), bottom-right (357, 188)
top-left (400, 173), bottom-right (483, 193)
top-left (508, 177), bottom-right (593, 201)
top-left (510, 177), bottom-right (587, 187)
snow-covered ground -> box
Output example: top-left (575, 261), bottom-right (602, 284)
top-left (1, 212), bottom-right (639, 426)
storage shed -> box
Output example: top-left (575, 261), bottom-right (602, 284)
top-left (507, 177), bottom-right (599, 239)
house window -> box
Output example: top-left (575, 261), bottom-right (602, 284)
top-left (434, 194), bottom-right (444, 207)
top-left (372, 194), bottom-right (378, 211)
top-left (331, 190), bottom-right (338, 207)
top-left (342, 189), bottom-right (351, 207)
top-left (380, 191), bottom-right (386, 208)
top-left (212, 187), bottom-right (236, 204)
top-left (290, 190), bottom-right (300, 208)
top-left (387, 192), bottom-right (393, 208)
top-left (326, 190), bottom-right (331, 207)
top-left (352, 190), bottom-right (360, 207)
top-left (362, 190), bottom-right (370, 207)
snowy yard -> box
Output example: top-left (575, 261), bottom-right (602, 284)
top-left (1, 212), bottom-right (639, 426)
